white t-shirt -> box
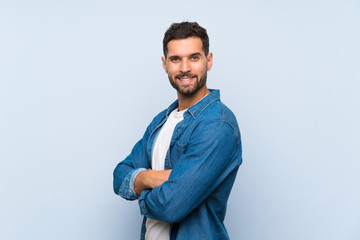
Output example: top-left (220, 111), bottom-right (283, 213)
top-left (145, 108), bottom-right (185, 240)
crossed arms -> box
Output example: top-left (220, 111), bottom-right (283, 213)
top-left (113, 121), bottom-right (240, 223)
top-left (134, 169), bottom-right (172, 196)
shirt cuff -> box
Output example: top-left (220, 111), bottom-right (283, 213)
top-left (138, 189), bottom-right (151, 215)
top-left (129, 168), bottom-right (147, 196)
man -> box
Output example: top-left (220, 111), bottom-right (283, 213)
top-left (113, 21), bottom-right (242, 240)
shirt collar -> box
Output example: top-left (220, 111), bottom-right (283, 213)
top-left (166, 89), bottom-right (220, 118)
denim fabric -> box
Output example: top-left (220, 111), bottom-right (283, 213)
top-left (113, 89), bottom-right (242, 240)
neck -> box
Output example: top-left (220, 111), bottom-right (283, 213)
top-left (177, 87), bottom-right (210, 111)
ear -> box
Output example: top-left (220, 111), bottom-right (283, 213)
top-left (161, 56), bottom-right (168, 73)
top-left (206, 52), bottom-right (213, 71)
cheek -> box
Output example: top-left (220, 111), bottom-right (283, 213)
top-left (194, 63), bottom-right (207, 74)
top-left (167, 66), bottom-right (178, 75)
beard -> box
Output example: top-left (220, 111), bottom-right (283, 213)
top-left (168, 71), bottom-right (207, 96)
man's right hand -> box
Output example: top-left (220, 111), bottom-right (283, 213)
top-left (134, 169), bottom-right (172, 196)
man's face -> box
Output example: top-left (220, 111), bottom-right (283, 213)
top-left (162, 37), bottom-right (213, 96)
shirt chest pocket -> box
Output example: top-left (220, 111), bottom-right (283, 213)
top-left (169, 142), bottom-right (187, 167)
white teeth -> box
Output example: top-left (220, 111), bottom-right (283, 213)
top-left (176, 76), bottom-right (193, 82)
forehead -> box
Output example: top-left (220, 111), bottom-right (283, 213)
top-left (166, 37), bottom-right (204, 57)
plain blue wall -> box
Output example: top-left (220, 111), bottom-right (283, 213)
top-left (1, 1), bottom-right (359, 239)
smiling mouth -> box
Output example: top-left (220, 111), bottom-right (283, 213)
top-left (176, 74), bottom-right (196, 83)
top-left (177, 77), bottom-right (194, 82)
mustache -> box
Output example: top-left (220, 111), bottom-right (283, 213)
top-left (175, 73), bottom-right (196, 79)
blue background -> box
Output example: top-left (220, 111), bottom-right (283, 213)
top-left (1, 1), bottom-right (359, 239)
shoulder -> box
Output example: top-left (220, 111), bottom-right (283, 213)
top-left (195, 100), bottom-right (241, 144)
top-left (146, 108), bottom-right (167, 132)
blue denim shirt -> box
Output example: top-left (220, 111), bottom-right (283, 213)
top-left (113, 89), bottom-right (242, 240)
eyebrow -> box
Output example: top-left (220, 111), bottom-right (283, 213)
top-left (168, 52), bottom-right (202, 60)
top-left (168, 55), bottom-right (180, 60)
top-left (190, 52), bottom-right (202, 57)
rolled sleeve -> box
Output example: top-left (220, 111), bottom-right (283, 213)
top-left (118, 168), bottom-right (147, 200)
top-left (129, 168), bottom-right (147, 195)
top-left (139, 189), bottom-right (151, 215)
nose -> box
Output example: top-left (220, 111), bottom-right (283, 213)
top-left (180, 60), bottom-right (191, 73)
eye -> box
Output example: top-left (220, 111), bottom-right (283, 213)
top-left (170, 57), bottom-right (180, 62)
top-left (191, 55), bottom-right (199, 61)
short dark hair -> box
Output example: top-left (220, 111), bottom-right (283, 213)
top-left (163, 21), bottom-right (209, 58)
